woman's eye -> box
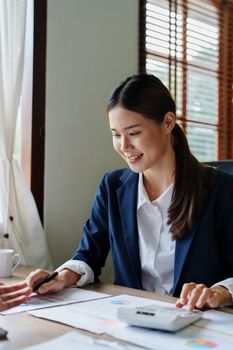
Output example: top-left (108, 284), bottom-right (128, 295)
top-left (129, 131), bottom-right (141, 136)
top-left (112, 133), bottom-right (121, 138)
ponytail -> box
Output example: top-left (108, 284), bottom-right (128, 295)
top-left (168, 124), bottom-right (217, 239)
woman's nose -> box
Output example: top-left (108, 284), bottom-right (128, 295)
top-left (121, 137), bottom-right (132, 152)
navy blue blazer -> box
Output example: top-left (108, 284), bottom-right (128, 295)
top-left (71, 168), bottom-right (233, 297)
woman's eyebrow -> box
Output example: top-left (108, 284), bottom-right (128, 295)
top-left (111, 124), bottom-right (142, 131)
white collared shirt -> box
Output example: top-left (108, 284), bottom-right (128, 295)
top-left (137, 173), bottom-right (175, 294)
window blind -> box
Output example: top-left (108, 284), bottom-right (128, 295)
top-left (139, 0), bottom-right (233, 161)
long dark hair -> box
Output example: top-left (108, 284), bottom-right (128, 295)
top-left (107, 73), bottom-right (217, 240)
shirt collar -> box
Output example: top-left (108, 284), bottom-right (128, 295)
top-left (137, 173), bottom-right (173, 211)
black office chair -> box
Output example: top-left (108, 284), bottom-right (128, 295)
top-left (205, 160), bottom-right (233, 176)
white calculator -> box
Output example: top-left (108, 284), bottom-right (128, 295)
top-left (117, 304), bottom-right (202, 332)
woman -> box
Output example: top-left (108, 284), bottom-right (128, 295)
top-left (27, 73), bottom-right (233, 310)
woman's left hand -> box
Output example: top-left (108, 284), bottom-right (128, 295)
top-left (175, 282), bottom-right (232, 311)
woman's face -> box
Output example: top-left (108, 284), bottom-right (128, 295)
top-left (108, 106), bottom-right (174, 174)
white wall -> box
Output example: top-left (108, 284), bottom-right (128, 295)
top-left (45, 0), bottom-right (138, 281)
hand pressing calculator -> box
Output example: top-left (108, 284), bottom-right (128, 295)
top-left (117, 304), bottom-right (202, 332)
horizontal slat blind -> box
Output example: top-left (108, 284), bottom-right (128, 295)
top-left (224, 1), bottom-right (233, 158)
top-left (139, 0), bottom-right (233, 161)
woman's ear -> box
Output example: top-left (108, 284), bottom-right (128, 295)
top-left (163, 112), bottom-right (176, 134)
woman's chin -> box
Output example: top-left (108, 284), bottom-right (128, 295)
top-left (127, 163), bottom-right (145, 173)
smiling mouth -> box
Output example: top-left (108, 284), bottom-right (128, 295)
top-left (126, 154), bottom-right (143, 163)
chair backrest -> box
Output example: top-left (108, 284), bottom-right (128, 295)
top-left (205, 160), bottom-right (233, 176)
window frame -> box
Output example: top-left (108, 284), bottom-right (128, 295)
top-left (139, 0), bottom-right (233, 160)
top-left (31, 0), bottom-right (47, 223)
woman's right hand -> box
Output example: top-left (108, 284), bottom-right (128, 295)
top-left (26, 268), bottom-right (81, 295)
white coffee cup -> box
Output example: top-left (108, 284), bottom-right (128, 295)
top-left (0, 249), bottom-right (21, 278)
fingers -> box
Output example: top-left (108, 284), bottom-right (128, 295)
top-left (206, 290), bottom-right (220, 308)
top-left (26, 269), bottom-right (50, 288)
top-left (186, 285), bottom-right (211, 310)
top-left (0, 294), bottom-right (28, 312)
top-left (195, 287), bottom-right (212, 309)
top-left (26, 269), bottom-right (53, 295)
top-left (0, 283), bottom-right (31, 310)
top-left (35, 269), bottom-right (80, 294)
top-left (25, 268), bottom-right (80, 295)
top-left (0, 283), bottom-right (32, 312)
top-left (176, 282), bottom-right (197, 309)
top-left (0, 281), bottom-right (29, 294)
top-left (176, 282), bottom-right (209, 310)
top-left (176, 283), bottom-right (232, 311)
top-left (35, 278), bottom-right (63, 294)
top-left (26, 269), bottom-right (66, 295)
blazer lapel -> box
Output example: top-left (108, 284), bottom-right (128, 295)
top-left (117, 171), bottom-right (142, 288)
top-left (171, 227), bottom-right (197, 295)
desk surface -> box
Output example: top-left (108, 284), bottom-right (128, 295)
top-left (0, 266), bottom-right (175, 349)
top-left (0, 266), bottom-right (232, 349)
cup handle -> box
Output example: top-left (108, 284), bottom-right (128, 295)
top-left (12, 253), bottom-right (21, 272)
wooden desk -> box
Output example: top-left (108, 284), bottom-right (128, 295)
top-left (0, 267), bottom-right (232, 349)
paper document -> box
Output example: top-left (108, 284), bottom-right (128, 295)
top-left (29, 294), bottom-right (168, 334)
top-left (29, 294), bottom-right (233, 350)
top-left (1, 288), bottom-right (110, 315)
top-left (21, 331), bottom-right (141, 350)
top-left (107, 312), bottom-right (233, 350)
top-left (194, 308), bottom-right (233, 336)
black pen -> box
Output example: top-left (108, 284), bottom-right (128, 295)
top-left (32, 271), bottom-right (59, 292)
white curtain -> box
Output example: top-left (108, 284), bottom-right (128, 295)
top-left (0, 0), bottom-right (52, 269)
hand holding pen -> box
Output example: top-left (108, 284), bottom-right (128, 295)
top-left (26, 268), bottom-right (81, 295)
top-left (32, 271), bottom-right (59, 292)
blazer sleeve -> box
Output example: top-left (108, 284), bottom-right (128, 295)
top-left (71, 173), bottom-right (110, 281)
